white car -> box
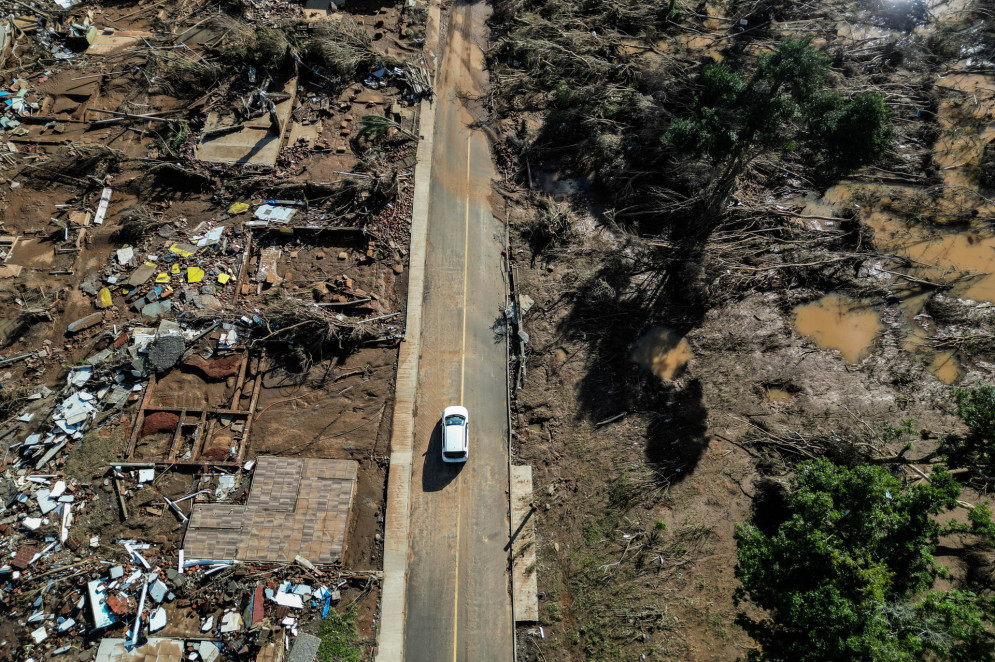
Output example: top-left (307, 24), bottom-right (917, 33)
top-left (441, 405), bottom-right (469, 463)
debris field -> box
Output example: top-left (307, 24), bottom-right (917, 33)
top-left (0, 0), bottom-right (432, 658)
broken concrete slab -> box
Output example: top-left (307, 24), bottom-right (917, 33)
top-left (197, 79), bottom-right (298, 167)
top-left (67, 312), bottom-right (102, 334)
top-left (254, 205), bottom-right (297, 224)
top-left (147, 335), bottom-right (185, 371)
top-left (126, 264), bottom-right (156, 288)
top-left (148, 607), bottom-right (167, 633)
top-left (255, 248), bottom-right (282, 286)
top-left (286, 633), bottom-right (321, 662)
top-left (141, 301), bottom-right (173, 318)
top-left (198, 641), bottom-right (220, 662)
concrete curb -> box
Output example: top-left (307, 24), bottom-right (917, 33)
top-left (375, 2), bottom-right (442, 659)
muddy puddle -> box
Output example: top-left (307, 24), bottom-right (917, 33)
top-left (631, 326), bottom-right (693, 380)
top-left (793, 43), bottom-right (995, 383)
top-left (761, 385), bottom-right (796, 404)
top-left (794, 294), bottom-right (883, 363)
top-left (930, 349), bottom-right (963, 384)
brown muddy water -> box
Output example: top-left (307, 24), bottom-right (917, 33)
top-left (762, 386), bottom-right (795, 404)
top-left (794, 294), bottom-right (884, 363)
top-left (631, 326), bottom-right (694, 380)
top-left (792, 56), bottom-right (995, 383)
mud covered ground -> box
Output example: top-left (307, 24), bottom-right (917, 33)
top-left (487, 0), bottom-right (995, 659)
top-left (0, 0), bottom-right (426, 657)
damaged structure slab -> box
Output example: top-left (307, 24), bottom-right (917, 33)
top-left (95, 637), bottom-right (188, 662)
top-left (196, 79), bottom-right (298, 167)
top-left (183, 456), bottom-right (358, 564)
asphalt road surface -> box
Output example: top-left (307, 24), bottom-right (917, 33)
top-left (402, 0), bottom-right (514, 660)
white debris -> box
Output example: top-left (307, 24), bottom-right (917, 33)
top-left (36, 489), bottom-right (57, 515)
top-left (198, 641), bottom-right (220, 662)
top-left (272, 591), bottom-right (304, 609)
top-left (254, 205), bottom-right (296, 224)
top-left (195, 226), bottom-right (224, 248)
top-left (149, 579), bottom-right (168, 603)
top-left (149, 607), bottom-right (167, 633)
top-left (219, 610), bottom-right (243, 633)
top-left (93, 187), bottom-right (113, 226)
top-left (69, 367), bottom-right (92, 388)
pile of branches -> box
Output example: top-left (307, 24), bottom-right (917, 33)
top-left (146, 49), bottom-right (222, 98)
top-left (113, 204), bottom-right (165, 243)
top-left (260, 292), bottom-right (397, 350)
top-left (19, 145), bottom-right (126, 189)
top-left (739, 418), bottom-right (878, 470)
top-left (302, 17), bottom-right (395, 80)
top-left (207, 14), bottom-right (394, 82)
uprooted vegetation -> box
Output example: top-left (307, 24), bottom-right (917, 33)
top-left (209, 14), bottom-right (402, 87)
top-left (494, 0), bottom-right (995, 659)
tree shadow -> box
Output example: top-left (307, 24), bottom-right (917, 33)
top-left (550, 235), bottom-right (714, 485)
top-left (422, 419), bottom-right (463, 492)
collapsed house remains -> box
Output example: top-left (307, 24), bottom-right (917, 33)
top-left (0, 0), bottom-right (428, 658)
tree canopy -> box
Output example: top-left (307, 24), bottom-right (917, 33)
top-left (939, 383), bottom-right (995, 484)
top-left (667, 37), bottom-right (893, 182)
top-left (735, 459), bottom-right (995, 662)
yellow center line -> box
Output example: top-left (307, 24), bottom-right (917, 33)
top-left (453, 130), bottom-right (471, 662)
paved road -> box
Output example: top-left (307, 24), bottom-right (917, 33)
top-left (403, 0), bottom-right (514, 660)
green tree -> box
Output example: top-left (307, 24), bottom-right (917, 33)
top-left (666, 37), bottom-right (892, 213)
top-left (735, 459), bottom-right (995, 662)
top-left (939, 383), bottom-right (995, 484)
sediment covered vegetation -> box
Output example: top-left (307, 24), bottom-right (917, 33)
top-left (492, 0), bottom-right (995, 659)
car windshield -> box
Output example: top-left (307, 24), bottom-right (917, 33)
top-left (444, 415), bottom-right (465, 426)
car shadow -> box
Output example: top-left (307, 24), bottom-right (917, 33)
top-left (422, 420), bottom-right (464, 492)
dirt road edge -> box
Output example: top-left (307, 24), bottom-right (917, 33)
top-left (375, 2), bottom-right (442, 659)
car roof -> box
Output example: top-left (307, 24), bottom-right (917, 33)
top-left (443, 405), bottom-right (468, 419)
top-left (443, 418), bottom-right (467, 453)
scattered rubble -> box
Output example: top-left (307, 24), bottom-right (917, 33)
top-left (0, 0), bottom-right (423, 656)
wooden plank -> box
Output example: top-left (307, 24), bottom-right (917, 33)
top-left (167, 408), bottom-right (186, 461)
top-left (236, 352), bottom-right (265, 465)
top-left (510, 464), bottom-right (538, 622)
top-left (231, 231), bottom-right (252, 307)
top-left (232, 353), bottom-right (249, 405)
top-left (191, 410), bottom-right (209, 460)
top-left (128, 407), bottom-right (252, 417)
top-left (125, 374), bottom-right (158, 459)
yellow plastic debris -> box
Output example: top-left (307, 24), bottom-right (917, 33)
top-left (169, 244), bottom-right (195, 258)
top-left (97, 288), bottom-right (112, 309)
top-left (217, 273), bottom-right (231, 285)
top-left (144, 261), bottom-right (157, 267)
top-left (171, 264), bottom-right (180, 274)
top-left (187, 266), bottom-right (205, 283)
top-left (155, 273), bottom-right (170, 283)
top-left (228, 202), bottom-right (250, 215)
